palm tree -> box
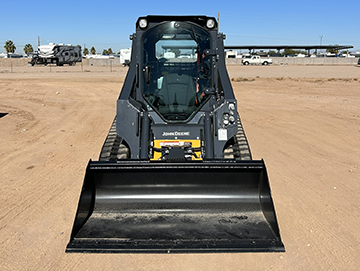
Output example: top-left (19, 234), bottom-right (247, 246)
top-left (23, 43), bottom-right (34, 55)
top-left (4, 40), bottom-right (16, 53)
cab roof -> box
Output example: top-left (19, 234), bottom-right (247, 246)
top-left (136, 15), bottom-right (217, 29)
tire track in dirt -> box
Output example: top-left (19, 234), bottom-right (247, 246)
top-left (1, 67), bottom-right (359, 270)
top-left (233, 77), bottom-right (360, 270)
top-left (0, 75), bottom-right (120, 270)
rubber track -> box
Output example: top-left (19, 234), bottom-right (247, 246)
top-left (223, 116), bottom-right (252, 160)
top-left (99, 117), bottom-right (129, 161)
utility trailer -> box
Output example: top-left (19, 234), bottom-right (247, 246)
top-left (29, 43), bottom-right (82, 66)
top-left (66, 15), bottom-right (284, 253)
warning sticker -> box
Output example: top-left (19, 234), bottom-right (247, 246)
top-left (218, 128), bottom-right (227, 141)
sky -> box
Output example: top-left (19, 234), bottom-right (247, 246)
top-left (1, 0), bottom-right (359, 54)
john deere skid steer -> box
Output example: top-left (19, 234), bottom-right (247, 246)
top-left (66, 16), bottom-right (284, 253)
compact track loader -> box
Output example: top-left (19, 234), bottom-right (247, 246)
top-left (66, 16), bottom-right (284, 253)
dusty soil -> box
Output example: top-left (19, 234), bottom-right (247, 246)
top-left (0, 65), bottom-right (359, 270)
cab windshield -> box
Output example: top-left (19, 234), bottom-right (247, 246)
top-left (142, 21), bottom-right (211, 122)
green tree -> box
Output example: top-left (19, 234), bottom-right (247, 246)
top-left (283, 48), bottom-right (307, 56)
top-left (4, 40), bottom-right (16, 53)
top-left (23, 43), bottom-right (34, 55)
top-left (327, 45), bottom-right (339, 55)
top-left (268, 50), bottom-right (278, 55)
top-left (90, 46), bottom-right (96, 54)
top-left (83, 47), bottom-right (89, 55)
top-left (107, 48), bottom-right (113, 55)
top-left (284, 49), bottom-right (294, 55)
top-left (102, 49), bottom-right (108, 55)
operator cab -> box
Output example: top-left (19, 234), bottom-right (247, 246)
top-left (142, 21), bottom-right (212, 122)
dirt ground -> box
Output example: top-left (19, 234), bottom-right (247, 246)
top-left (0, 65), bottom-right (359, 270)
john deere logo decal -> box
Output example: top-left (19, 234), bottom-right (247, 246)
top-left (162, 131), bottom-right (190, 137)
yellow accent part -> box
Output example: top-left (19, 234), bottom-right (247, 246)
top-left (152, 139), bottom-right (202, 160)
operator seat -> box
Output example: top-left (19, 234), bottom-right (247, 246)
top-left (158, 73), bottom-right (196, 108)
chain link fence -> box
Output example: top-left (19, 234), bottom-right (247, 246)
top-left (0, 58), bottom-right (126, 73)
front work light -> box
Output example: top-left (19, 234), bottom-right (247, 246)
top-left (206, 19), bottom-right (215, 29)
top-left (139, 18), bottom-right (148, 28)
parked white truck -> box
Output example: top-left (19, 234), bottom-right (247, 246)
top-left (241, 55), bottom-right (272, 65)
